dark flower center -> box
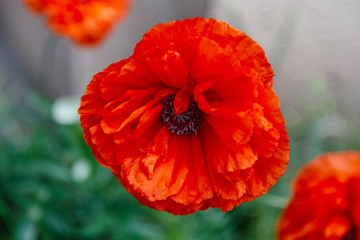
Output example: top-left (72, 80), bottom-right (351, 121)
top-left (161, 95), bottom-right (201, 135)
top-left (342, 227), bottom-right (356, 240)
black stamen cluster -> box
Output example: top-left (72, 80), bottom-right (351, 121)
top-left (161, 95), bottom-right (201, 135)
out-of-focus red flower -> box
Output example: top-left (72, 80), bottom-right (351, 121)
top-left (23, 0), bottom-right (49, 14)
top-left (277, 151), bottom-right (360, 240)
top-left (23, 0), bottom-right (131, 46)
top-left (78, 17), bottom-right (290, 215)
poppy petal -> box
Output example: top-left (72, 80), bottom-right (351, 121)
top-left (79, 17), bottom-right (289, 215)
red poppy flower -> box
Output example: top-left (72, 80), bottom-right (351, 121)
top-left (23, 0), bottom-right (131, 46)
top-left (78, 17), bottom-right (290, 215)
top-left (23, 0), bottom-right (49, 14)
top-left (277, 151), bottom-right (360, 240)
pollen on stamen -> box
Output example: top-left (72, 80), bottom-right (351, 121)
top-left (161, 95), bottom-right (201, 135)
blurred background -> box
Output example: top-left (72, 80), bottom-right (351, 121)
top-left (1, 0), bottom-right (360, 239)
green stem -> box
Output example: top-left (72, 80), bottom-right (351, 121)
top-left (255, 194), bottom-right (289, 209)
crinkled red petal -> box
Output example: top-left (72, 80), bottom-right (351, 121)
top-left (79, 17), bottom-right (289, 215)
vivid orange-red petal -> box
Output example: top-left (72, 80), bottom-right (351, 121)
top-left (79, 17), bottom-right (289, 215)
top-left (277, 151), bottom-right (360, 240)
top-left (23, 0), bottom-right (131, 46)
